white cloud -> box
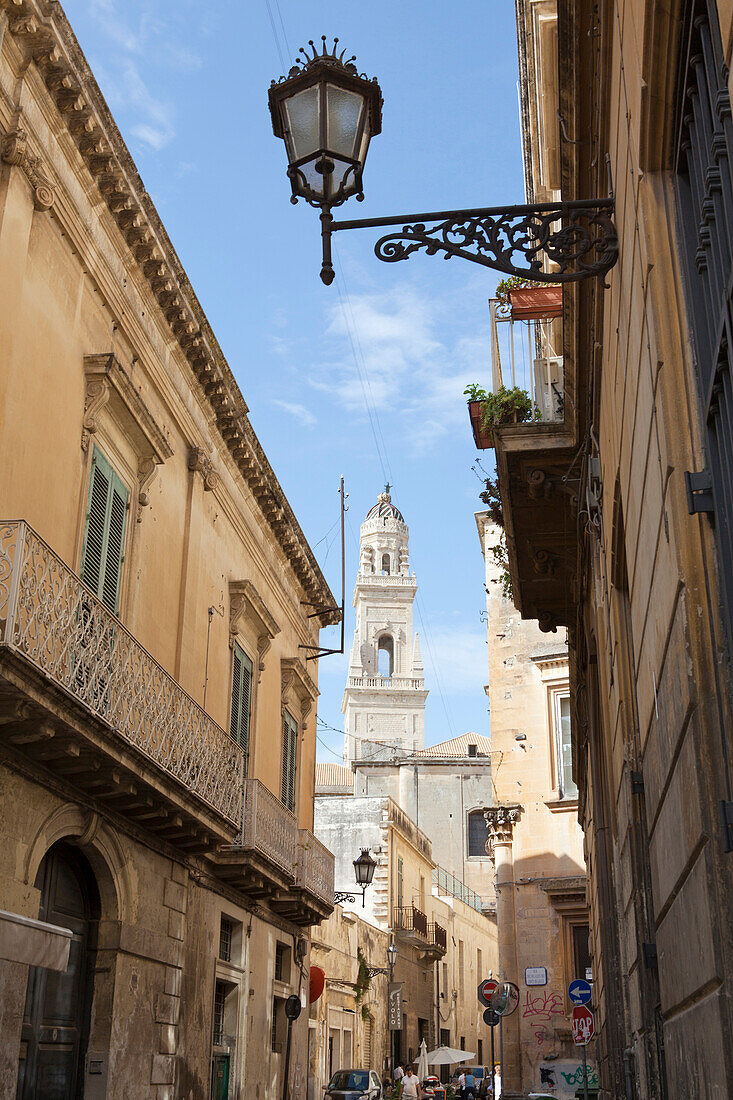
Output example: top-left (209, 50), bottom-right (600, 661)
top-left (313, 284), bottom-right (490, 450)
top-left (271, 399), bottom-right (317, 428)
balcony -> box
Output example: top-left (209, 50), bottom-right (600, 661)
top-left (0, 520), bottom-right (244, 849)
top-left (475, 292), bottom-right (577, 632)
top-left (0, 521), bottom-right (334, 924)
top-left (355, 572), bottom-right (417, 587)
top-left (270, 830), bottom-right (336, 926)
top-left (347, 675), bottom-right (425, 690)
top-left (393, 904), bottom-right (428, 946)
top-left (428, 922), bottom-right (447, 956)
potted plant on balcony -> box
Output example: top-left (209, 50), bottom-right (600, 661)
top-left (496, 275), bottom-right (563, 319)
top-left (464, 383), bottom-right (537, 449)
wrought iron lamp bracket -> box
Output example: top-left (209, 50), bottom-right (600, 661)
top-left (365, 965), bottom-right (390, 978)
top-left (334, 890), bottom-right (358, 904)
top-left (319, 198), bottom-right (618, 284)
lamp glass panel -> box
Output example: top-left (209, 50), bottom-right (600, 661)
top-left (296, 157), bottom-right (327, 202)
top-left (284, 86), bottom-right (321, 161)
top-left (326, 85), bottom-right (364, 158)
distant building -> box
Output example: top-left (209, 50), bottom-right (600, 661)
top-left (342, 490), bottom-right (428, 765)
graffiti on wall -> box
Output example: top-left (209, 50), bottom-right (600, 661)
top-left (562, 1065), bottom-right (599, 1088)
top-left (521, 989), bottom-right (565, 1021)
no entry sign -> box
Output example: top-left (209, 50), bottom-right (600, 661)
top-left (477, 978), bottom-right (498, 1007)
top-left (571, 1005), bottom-right (595, 1045)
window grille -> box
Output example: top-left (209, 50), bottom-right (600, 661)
top-left (230, 643), bottom-right (253, 770)
top-left (213, 980), bottom-right (226, 1046)
top-left (281, 710), bottom-right (298, 812)
top-left (675, 0), bottom-right (733, 648)
top-left (219, 917), bottom-right (233, 963)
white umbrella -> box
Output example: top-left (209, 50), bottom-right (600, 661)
top-left (425, 1046), bottom-right (475, 1065)
top-left (416, 1039), bottom-right (429, 1081)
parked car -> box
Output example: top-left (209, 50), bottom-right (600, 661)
top-left (324, 1068), bottom-right (382, 1099)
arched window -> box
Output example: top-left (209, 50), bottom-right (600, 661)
top-left (467, 810), bottom-right (490, 856)
top-left (377, 634), bottom-right (393, 678)
top-left (381, 553), bottom-right (391, 575)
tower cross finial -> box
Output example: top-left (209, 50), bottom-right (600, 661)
top-left (384, 482), bottom-right (391, 495)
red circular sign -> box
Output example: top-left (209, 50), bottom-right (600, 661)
top-left (477, 979), bottom-right (499, 1007)
top-left (309, 965), bottom-right (325, 1003)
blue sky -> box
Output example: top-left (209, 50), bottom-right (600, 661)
top-left (62, 0), bottom-right (524, 761)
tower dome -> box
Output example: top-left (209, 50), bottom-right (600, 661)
top-left (365, 486), bottom-right (404, 523)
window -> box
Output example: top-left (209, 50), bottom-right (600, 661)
top-left (458, 940), bottom-right (464, 995)
top-left (281, 709), bottom-right (298, 812)
top-left (213, 981), bottom-right (226, 1046)
top-left (397, 855), bottom-right (404, 909)
top-left (230, 643), bottom-right (253, 768)
top-left (271, 998), bottom-right (281, 1052)
top-left (467, 810), bottom-right (490, 856)
top-left (572, 923), bottom-right (592, 984)
top-left (553, 693), bottom-right (577, 799)
top-left (274, 941), bottom-right (290, 984)
top-left (477, 1039), bottom-right (483, 1064)
top-left (381, 553), bottom-right (391, 574)
top-left (377, 634), bottom-right (393, 678)
top-left (80, 447), bottom-right (129, 614)
top-left (675, 0), bottom-right (733, 648)
top-left (219, 917), bottom-right (233, 962)
top-left (477, 948), bottom-right (483, 977)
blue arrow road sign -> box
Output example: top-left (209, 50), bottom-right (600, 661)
top-left (568, 978), bottom-right (592, 1006)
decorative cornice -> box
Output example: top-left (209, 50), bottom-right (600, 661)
top-left (1, 121), bottom-right (55, 210)
top-left (188, 446), bottom-right (220, 493)
top-left (1, 0), bottom-right (338, 625)
top-left (229, 580), bottom-right (281, 680)
top-left (281, 657), bottom-right (319, 724)
top-left (483, 805), bottom-right (522, 853)
top-left (82, 353), bottom-right (173, 462)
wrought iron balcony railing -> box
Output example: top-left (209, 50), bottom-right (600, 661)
top-left (393, 904), bottom-right (428, 939)
top-left (295, 830), bottom-right (335, 907)
top-left (0, 520), bottom-right (245, 827)
top-left (428, 922), bottom-right (447, 953)
top-left (237, 778), bottom-right (298, 878)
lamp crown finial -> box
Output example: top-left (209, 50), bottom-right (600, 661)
top-left (286, 36), bottom-right (358, 79)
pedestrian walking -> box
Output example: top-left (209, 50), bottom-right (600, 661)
top-left (457, 1070), bottom-right (466, 1098)
top-left (401, 1067), bottom-right (421, 1099)
top-left (464, 1069), bottom-right (476, 1099)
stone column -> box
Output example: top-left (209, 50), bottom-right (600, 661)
top-left (485, 807), bottom-right (522, 1097)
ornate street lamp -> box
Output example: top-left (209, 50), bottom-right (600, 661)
top-left (269, 41), bottom-right (618, 285)
top-left (268, 37), bottom-right (383, 285)
top-left (334, 847), bottom-right (377, 907)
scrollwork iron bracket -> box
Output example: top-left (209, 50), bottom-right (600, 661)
top-left (334, 890), bottom-right (358, 904)
top-left (320, 198), bottom-right (617, 284)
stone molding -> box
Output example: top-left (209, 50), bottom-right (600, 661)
top-left (229, 580), bottom-right (281, 680)
top-left (187, 446), bottom-right (219, 493)
top-left (1, 121), bottom-right (55, 210)
top-left (484, 804), bottom-right (522, 852)
top-left (281, 657), bottom-right (318, 725)
top-left (82, 353), bottom-right (173, 522)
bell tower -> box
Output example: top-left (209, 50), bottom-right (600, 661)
top-left (342, 488), bottom-right (428, 764)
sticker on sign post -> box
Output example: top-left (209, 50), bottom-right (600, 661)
top-left (571, 1005), bottom-right (595, 1045)
top-left (568, 978), bottom-right (593, 1006)
top-left (477, 978), bottom-right (498, 1007)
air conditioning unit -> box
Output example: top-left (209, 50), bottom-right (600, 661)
top-left (533, 356), bottom-right (564, 421)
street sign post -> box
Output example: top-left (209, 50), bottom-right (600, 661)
top-left (568, 978), bottom-right (593, 1006)
top-left (477, 978), bottom-right (498, 1007)
top-left (571, 1005), bottom-right (595, 1100)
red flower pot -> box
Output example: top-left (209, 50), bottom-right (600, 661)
top-left (468, 400), bottom-right (494, 449)
top-left (508, 285), bottom-right (563, 319)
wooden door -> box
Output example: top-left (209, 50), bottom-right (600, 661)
top-left (17, 844), bottom-right (96, 1099)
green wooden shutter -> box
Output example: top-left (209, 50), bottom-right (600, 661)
top-left (281, 709), bottom-right (297, 812)
top-left (80, 447), bottom-right (129, 614)
top-left (230, 642), bottom-right (253, 772)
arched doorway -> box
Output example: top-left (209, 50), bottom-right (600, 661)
top-left (17, 842), bottom-right (100, 1099)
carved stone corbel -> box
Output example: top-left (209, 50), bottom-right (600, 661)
top-left (483, 805), bottom-right (522, 854)
top-left (2, 124), bottom-right (56, 211)
top-left (136, 456), bottom-right (157, 523)
top-left (229, 580), bottom-right (281, 681)
top-left (531, 548), bottom-right (556, 576)
top-left (537, 610), bottom-right (558, 633)
top-left (281, 656), bottom-right (319, 731)
top-left (188, 446), bottom-right (220, 491)
top-left (81, 377), bottom-right (110, 451)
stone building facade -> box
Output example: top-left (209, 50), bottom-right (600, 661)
top-left (0, 2), bottom-right (338, 1097)
top-left (313, 794), bottom-right (498, 1072)
top-left (477, 514), bottom-right (592, 1099)
top-left (485, 1), bottom-right (733, 1097)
